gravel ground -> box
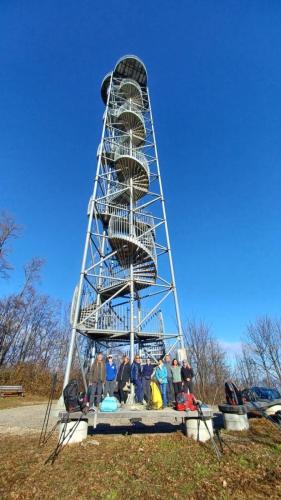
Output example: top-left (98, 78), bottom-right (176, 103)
top-left (0, 403), bottom-right (219, 436)
top-left (0, 404), bottom-right (57, 435)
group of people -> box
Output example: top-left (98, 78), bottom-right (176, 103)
top-left (88, 352), bottom-right (194, 409)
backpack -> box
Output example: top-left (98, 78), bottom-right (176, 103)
top-left (63, 380), bottom-right (88, 413)
top-left (176, 392), bottom-right (185, 404)
top-left (185, 392), bottom-right (197, 411)
top-left (176, 402), bottom-right (186, 411)
top-left (100, 396), bottom-right (119, 412)
top-left (176, 392), bottom-right (197, 411)
top-left (225, 381), bottom-right (243, 406)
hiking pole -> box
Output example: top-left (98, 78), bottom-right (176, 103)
top-left (214, 428), bottom-right (236, 455)
top-left (40, 421), bottom-right (60, 446)
top-left (251, 402), bottom-right (281, 433)
top-left (196, 402), bottom-right (222, 461)
top-left (39, 372), bottom-right (58, 447)
top-left (45, 414), bottom-right (83, 465)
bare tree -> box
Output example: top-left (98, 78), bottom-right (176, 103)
top-left (185, 321), bottom-right (230, 403)
top-left (236, 316), bottom-right (281, 389)
top-left (0, 257), bottom-right (71, 373)
top-left (0, 212), bottom-right (21, 279)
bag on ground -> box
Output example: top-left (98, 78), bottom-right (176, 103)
top-left (100, 396), bottom-right (119, 412)
top-left (225, 381), bottom-right (243, 406)
top-left (185, 392), bottom-right (197, 411)
top-left (150, 380), bottom-right (163, 410)
top-left (176, 392), bottom-right (186, 411)
top-left (176, 391), bottom-right (197, 411)
top-left (63, 380), bottom-right (83, 412)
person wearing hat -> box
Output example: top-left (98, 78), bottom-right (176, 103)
top-left (105, 354), bottom-right (117, 397)
top-left (181, 360), bottom-right (194, 394)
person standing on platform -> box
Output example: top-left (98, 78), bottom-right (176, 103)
top-left (142, 358), bottom-right (154, 403)
top-left (171, 358), bottom-right (182, 397)
top-left (181, 360), bottom-right (194, 394)
top-left (117, 355), bottom-right (131, 405)
top-left (164, 354), bottom-right (174, 405)
top-left (89, 352), bottom-right (106, 408)
top-left (131, 355), bottom-right (144, 404)
top-left (155, 359), bottom-right (168, 408)
top-left (105, 354), bottom-right (117, 397)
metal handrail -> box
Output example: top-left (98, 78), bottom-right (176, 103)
top-left (108, 215), bottom-right (156, 264)
top-left (117, 100), bottom-right (143, 116)
top-left (114, 146), bottom-right (149, 177)
top-left (118, 79), bottom-right (143, 104)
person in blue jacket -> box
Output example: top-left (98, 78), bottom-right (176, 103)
top-left (155, 359), bottom-right (168, 408)
top-left (105, 355), bottom-right (117, 397)
top-left (142, 358), bottom-right (154, 402)
top-left (131, 354), bottom-right (144, 404)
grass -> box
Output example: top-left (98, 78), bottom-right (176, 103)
top-left (0, 394), bottom-right (48, 410)
top-left (0, 420), bottom-right (281, 499)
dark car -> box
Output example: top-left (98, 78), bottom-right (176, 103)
top-left (241, 386), bottom-right (281, 403)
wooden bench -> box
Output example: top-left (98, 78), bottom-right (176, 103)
top-left (0, 385), bottom-right (24, 398)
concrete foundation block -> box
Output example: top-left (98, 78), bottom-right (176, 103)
top-left (185, 417), bottom-right (213, 442)
top-left (59, 419), bottom-right (88, 445)
top-left (265, 404), bottom-right (281, 417)
top-left (223, 412), bottom-right (249, 431)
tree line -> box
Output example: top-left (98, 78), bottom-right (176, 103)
top-left (0, 211), bottom-right (280, 400)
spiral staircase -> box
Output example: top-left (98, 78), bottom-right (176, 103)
top-left (64, 56), bottom-right (184, 392)
top-left (78, 64), bottom-right (159, 341)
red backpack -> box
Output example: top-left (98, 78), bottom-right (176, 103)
top-left (185, 392), bottom-right (197, 411)
top-left (176, 392), bottom-right (197, 411)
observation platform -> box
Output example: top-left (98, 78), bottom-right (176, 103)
top-left (59, 406), bottom-right (214, 431)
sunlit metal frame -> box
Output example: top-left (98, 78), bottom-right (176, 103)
top-left (63, 57), bottom-right (184, 388)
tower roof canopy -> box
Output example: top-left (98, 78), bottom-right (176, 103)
top-left (101, 55), bottom-right (147, 104)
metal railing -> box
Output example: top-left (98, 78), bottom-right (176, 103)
top-left (118, 78), bottom-right (143, 106)
top-left (79, 302), bottom-right (164, 334)
top-left (108, 214), bottom-right (156, 263)
top-left (114, 145), bottom-right (149, 177)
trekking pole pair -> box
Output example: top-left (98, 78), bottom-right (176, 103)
top-left (195, 401), bottom-right (222, 461)
top-left (45, 414), bottom-right (83, 465)
top-left (252, 402), bottom-right (281, 433)
top-left (39, 373), bottom-right (58, 447)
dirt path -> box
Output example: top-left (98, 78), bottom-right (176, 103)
top-left (0, 404), bottom-right (56, 435)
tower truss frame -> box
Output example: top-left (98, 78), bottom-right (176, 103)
top-left (64, 56), bottom-right (185, 388)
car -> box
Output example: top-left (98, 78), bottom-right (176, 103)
top-left (241, 386), bottom-right (281, 418)
top-left (241, 386), bottom-right (281, 403)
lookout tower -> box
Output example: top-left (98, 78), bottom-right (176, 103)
top-left (64, 55), bottom-right (185, 388)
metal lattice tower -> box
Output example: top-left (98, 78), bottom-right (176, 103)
top-left (64, 55), bottom-right (185, 388)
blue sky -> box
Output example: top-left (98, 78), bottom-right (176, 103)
top-left (1, 1), bottom-right (281, 352)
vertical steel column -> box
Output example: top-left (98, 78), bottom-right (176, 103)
top-left (147, 87), bottom-right (185, 350)
top-left (129, 174), bottom-right (135, 365)
top-left (63, 73), bottom-right (113, 388)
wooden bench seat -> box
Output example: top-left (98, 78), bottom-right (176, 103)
top-left (0, 385), bottom-right (24, 397)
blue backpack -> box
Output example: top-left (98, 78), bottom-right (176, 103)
top-left (100, 396), bottom-right (119, 412)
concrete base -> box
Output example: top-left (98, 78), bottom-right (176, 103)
top-left (184, 417), bottom-right (213, 442)
top-left (59, 419), bottom-right (88, 445)
top-left (265, 404), bottom-right (281, 416)
top-left (223, 412), bottom-right (249, 431)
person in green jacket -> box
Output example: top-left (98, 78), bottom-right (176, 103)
top-left (171, 359), bottom-right (182, 397)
